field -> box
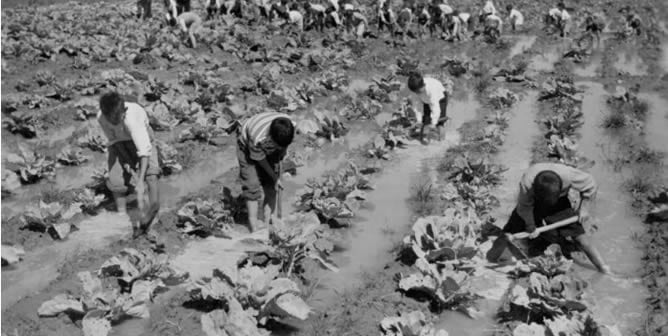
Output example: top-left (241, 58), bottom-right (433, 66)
top-left (2, 0), bottom-right (668, 335)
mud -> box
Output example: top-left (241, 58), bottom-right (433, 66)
top-left (576, 82), bottom-right (647, 333)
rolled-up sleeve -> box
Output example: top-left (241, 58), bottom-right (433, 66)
top-left (516, 179), bottom-right (536, 231)
top-left (567, 166), bottom-right (597, 199)
top-left (125, 110), bottom-right (152, 157)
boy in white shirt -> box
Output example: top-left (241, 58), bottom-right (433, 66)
top-left (174, 12), bottom-right (202, 48)
top-left (484, 12), bottom-right (503, 36)
top-left (98, 92), bottom-right (160, 233)
top-left (506, 4), bottom-right (523, 32)
top-left (407, 73), bottom-right (450, 143)
top-left (547, 3), bottom-right (570, 37)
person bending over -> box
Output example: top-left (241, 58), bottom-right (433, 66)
top-left (407, 73), bottom-right (449, 143)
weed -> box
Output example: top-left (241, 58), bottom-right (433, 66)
top-left (631, 146), bottom-right (665, 165)
top-left (473, 76), bottom-right (491, 95)
top-left (602, 109), bottom-right (627, 129)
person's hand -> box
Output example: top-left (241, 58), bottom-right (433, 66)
top-left (136, 181), bottom-right (145, 211)
top-left (275, 179), bottom-right (284, 191)
top-left (578, 208), bottom-right (590, 224)
top-left (528, 229), bottom-right (539, 239)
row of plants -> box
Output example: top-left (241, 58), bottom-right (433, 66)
top-left (377, 85), bottom-right (517, 334)
top-left (602, 87), bottom-right (668, 336)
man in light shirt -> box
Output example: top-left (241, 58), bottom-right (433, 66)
top-left (547, 3), bottom-right (571, 37)
top-left (174, 12), bottom-right (202, 48)
top-left (497, 163), bottom-right (611, 273)
top-left (506, 4), bottom-right (523, 32)
top-left (407, 73), bottom-right (450, 143)
top-left (484, 12), bottom-right (503, 36)
top-left (98, 92), bottom-right (160, 233)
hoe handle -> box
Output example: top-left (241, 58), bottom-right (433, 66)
top-left (513, 216), bottom-right (579, 240)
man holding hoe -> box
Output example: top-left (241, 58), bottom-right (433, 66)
top-left (487, 163), bottom-right (611, 274)
top-left (237, 112), bottom-right (295, 232)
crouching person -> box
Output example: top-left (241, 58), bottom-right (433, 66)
top-left (500, 163), bottom-right (611, 273)
top-left (407, 73), bottom-right (449, 143)
top-left (98, 92), bottom-right (160, 232)
top-left (175, 12), bottom-right (202, 48)
top-left (237, 112), bottom-right (295, 232)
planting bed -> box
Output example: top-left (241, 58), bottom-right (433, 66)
top-left (2, 0), bottom-right (668, 335)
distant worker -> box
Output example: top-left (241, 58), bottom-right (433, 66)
top-left (98, 92), bottom-right (160, 235)
top-left (407, 73), bottom-right (450, 143)
top-left (237, 112), bottom-right (295, 232)
top-left (547, 2), bottom-right (571, 37)
top-left (496, 163), bottom-right (611, 273)
top-left (506, 4), bottom-right (524, 32)
top-left (173, 12), bottom-right (202, 48)
top-left (137, 0), bottom-right (152, 19)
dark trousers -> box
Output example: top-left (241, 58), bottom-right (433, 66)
top-left (503, 196), bottom-right (585, 257)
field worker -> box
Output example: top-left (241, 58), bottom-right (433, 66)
top-left (326, 6), bottom-right (343, 28)
top-left (581, 11), bottom-right (605, 47)
top-left (237, 112), bottom-right (295, 232)
top-left (396, 6), bottom-right (413, 41)
top-left (173, 12), bottom-right (202, 48)
top-left (287, 8), bottom-right (304, 31)
top-left (479, 0), bottom-right (496, 23)
top-left (416, 4), bottom-right (431, 38)
top-left (137, 0), bottom-right (152, 19)
top-left (624, 10), bottom-right (642, 36)
top-left (345, 7), bottom-right (368, 38)
top-left (270, 0), bottom-right (290, 20)
top-left (497, 163), bottom-right (611, 273)
top-left (449, 9), bottom-right (466, 41)
top-left (547, 3), bottom-right (571, 37)
top-left (457, 10), bottom-right (471, 34)
top-left (407, 73), bottom-right (449, 143)
top-left (328, 0), bottom-right (339, 12)
top-left (484, 12), bottom-right (503, 36)
top-left (98, 92), bottom-right (160, 230)
top-left (305, 2), bottom-right (327, 31)
top-left (378, 1), bottom-right (396, 35)
top-left (164, 0), bottom-right (178, 23)
top-left (207, 0), bottom-right (222, 19)
top-left (506, 4), bottom-right (523, 32)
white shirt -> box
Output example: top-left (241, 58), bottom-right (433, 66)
top-left (416, 77), bottom-right (446, 127)
top-left (310, 4), bottom-right (326, 12)
top-left (509, 8), bottom-right (523, 25)
top-left (439, 4), bottom-right (453, 15)
top-left (330, 11), bottom-right (342, 25)
top-left (560, 9), bottom-right (571, 21)
top-left (486, 14), bottom-right (503, 28)
top-left (329, 0), bottom-right (339, 11)
top-left (459, 12), bottom-right (470, 24)
top-left (98, 102), bottom-right (152, 157)
top-left (482, 0), bottom-right (496, 15)
top-left (289, 10), bottom-right (304, 29)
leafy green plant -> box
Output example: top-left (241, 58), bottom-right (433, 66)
top-left (488, 88), bottom-right (518, 109)
top-left (74, 188), bottom-right (106, 215)
top-left (57, 146), bottom-right (89, 166)
top-left (318, 70), bottom-right (349, 91)
top-left (313, 110), bottom-right (348, 141)
top-left (3, 112), bottom-right (42, 138)
top-left (295, 163), bottom-right (374, 227)
top-left (380, 311), bottom-right (448, 336)
top-left (78, 128), bottom-right (107, 152)
top-left (20, 200), bottom-right (81, 239)
top-left (5, 146), bottom-right (56, 184)
top-left (176, 198), bottom-right (234, 236)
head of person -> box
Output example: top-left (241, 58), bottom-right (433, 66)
top-left (532, 170), bottom-right (563, 209)
top-left (99, 92), bottom-right (126, 126)
top-left (407, 72), bottom-right (426, 94)
top-left (269, 117), bottom-right (295, 148)
top-left (506, 4), bottom-right (513, 12)
top-left (557, 2), bottom-right (565, 10)
top-left (452, 9), bottom-right (459, 16)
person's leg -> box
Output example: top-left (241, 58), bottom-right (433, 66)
top-left (107, 143), bottom-right (129, 213)
top-left (436, 93), bottom-right (448, 141)
top-left (238, 145), bottom-right (264, 231)
top-left (575, 234), bottom-right (610, 273)
top-left (262, 184), bottom-right (277, 224)
top-left (145, 147), bottom-right (161, 211)
top-left (145, 0), bottom-right (152, 18)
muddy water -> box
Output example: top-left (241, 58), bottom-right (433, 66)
top-left (662, 42), bottom-right (668, 72)
top-left (575, 82), bottom-right (646, 333)
top-left (434, 92), bottom-right (540, 335)
top-left (529, 43), bottom-right (564, 72)
top-left (508, 35), bottom-right (537, 59)
top-left (574, 53), bottom-right (602, 78)
top-left (307, 96), bottom-right (480, 311)
top-left (1, 212), bottom-right (130, 310)
top-left (613, 51), bottom-right (647, 76)
top-left (641, 93), bottom-right (668, 161)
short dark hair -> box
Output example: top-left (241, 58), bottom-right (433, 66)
top-left (557, 2), bottom-right (565, 9)
top-left (532, 170), bottom-right (563, 202)
top-left (99, 92), bottom-right (124, 118)
top-left (506, 4), bottom-right (513, 11)
top-left (407, 73), bottom-right (425, 92)
top-left (269, 117), bottom-right (295, 147)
